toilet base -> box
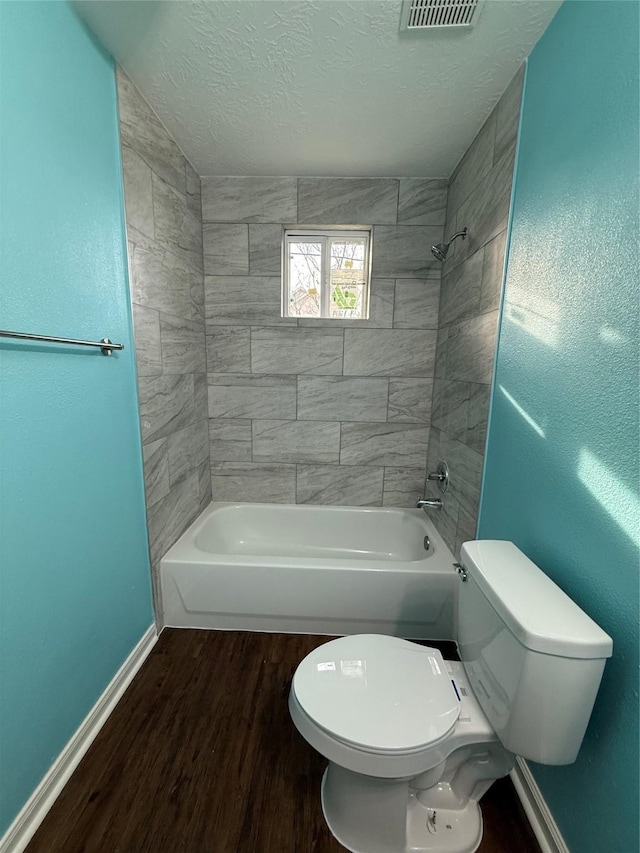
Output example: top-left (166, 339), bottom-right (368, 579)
top-left (321, 766), bottom-right (483, 853)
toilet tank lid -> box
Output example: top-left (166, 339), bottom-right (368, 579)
top-left (460, 541), bottom-right (613, 660)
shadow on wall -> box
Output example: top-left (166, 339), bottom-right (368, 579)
top-left (74, 0), bottom-right (168, 65)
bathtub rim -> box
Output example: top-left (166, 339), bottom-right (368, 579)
top-left (161, 501), bottom-right (457, 574)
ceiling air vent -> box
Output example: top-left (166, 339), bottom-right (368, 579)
top-left (400, 0), bottom-right (483, 31)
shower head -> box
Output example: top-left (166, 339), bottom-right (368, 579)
top-left (431, 227), bottom-right (468, 262)
top-left (431, 242), bottom-right (448, 262)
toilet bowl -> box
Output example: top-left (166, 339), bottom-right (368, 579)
top-left (289, 635), bottom-right (512, 853)
top-left (289, 541), bottom-right (613, 853)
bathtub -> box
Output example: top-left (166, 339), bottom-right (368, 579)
top-left (160, 502), bottom-right (457, 639)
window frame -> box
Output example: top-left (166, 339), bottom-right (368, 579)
top-left (282, 228), bottom-right (372, 320)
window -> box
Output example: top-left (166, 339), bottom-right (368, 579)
top-left (282, 229), bottom-right (371, 320)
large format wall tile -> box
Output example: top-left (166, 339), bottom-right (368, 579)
top-left (142, 438), bottom-right (170, 509)
top-left (251, 327), bottom-right (344, 375)
top-left (252, 419), bottom-right (340, 464)
top-left (447, 109), bottom-right (496, 218)
top-left (128, 226), bottom-right (195, 320)
top-left (297, 465), bottom-right (384, 506)
top-left (340, 423), bottom-right (429, 467)
top-left (146, 472), bottom-right (200, 566)
top-left (117, 68), bottom-right (186, 196)
top-left (343, 329), bottom-right (436, 377)
top-left (439, 432), bottom-right (484, 519)
top-left (387, 378), bottom-right (433, 423)
top-left (297, 178), bottom-right (398, 225)
top-left (167, 420), bottom-right (210, 486)
top-left (393, 279), bottom-right (440, 329)
top-left (447, 312), bottom-right (499, 384)
top-left (201, 176), bottom-right (297, 223)
top-left (207, 373), bottom-right (297, 419)
top-left (479, 230), bottom-right (507, 314)
top-left (297, 376), bottom-right (389, 422)
top-left (431, 378), bottom-right (470, 440)
top-left (138, 373), bottom-right (196, 443)
top-left (205, 275), bottom-right (295, 326)
top-left (206, 327), bottom-right (251, 373)
top-left (185, 160), bottom-right (201, 219)
top-left (454, 149), bottom-right (515, 265)
top-left (372, 226), bottom-right (442, 278)
top-left (203, 223), bottom-right (249, 276)
top-left (494, 64), bottom-right (525, 166)
top-left (211, 461), bottom-right (296, 503)
top-left (434, 326), bottom-right (449, 380)
top-left (159, 314), bottom-right (206, 374)
top-left (466, 383), bottom-right (491, 453)
top-left (152, 173), bottom-right (203, 271)
top-left (382, 467), bottom-right (426, 507)
top-left (208, 418), bottom-right (252, 462)
top-left (439, 248), bottom-right (484, 327)
top-left (397, 179), bottom-right (447, 225)
top-left (132, 304), bottom-right (162, 376)
top-left (194, 373), bottom-right (209, 421)
top-left (249, 224), bottom-right (282, 276)
top-left (121, 145), bottom-right (154, 240)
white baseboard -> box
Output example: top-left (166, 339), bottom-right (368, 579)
top-left (511, 757), bottom-right (570, 853)
top-left (0, 625), bottom-right (158, 853)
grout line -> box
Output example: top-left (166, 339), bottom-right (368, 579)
top-left (391, 279), bottom-right (397, 328)
top-left (385, 377), bottom-right (391, 422)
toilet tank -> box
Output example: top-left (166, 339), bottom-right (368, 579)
top-left (457, 541), bottom-right (612, 765)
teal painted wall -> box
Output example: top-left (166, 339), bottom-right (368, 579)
top-left (0, 1), bottom-right (154, 833)
top-left (479, 2), bottom-right (639, 851)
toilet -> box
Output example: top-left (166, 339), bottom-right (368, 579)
top-left (289, 540), bottom-right (612, 853)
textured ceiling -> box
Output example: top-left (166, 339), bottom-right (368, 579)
top-left (76, 0), bottom-right (561, 177)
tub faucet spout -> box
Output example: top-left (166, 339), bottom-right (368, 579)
top-left (416, 497), bottom-right (442, 510)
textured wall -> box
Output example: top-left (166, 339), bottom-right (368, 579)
top-left (479, 3), bottom-right (639, 851)
top-left (0, 5), bottom-right (153, 834)
top-left (425, 66), bottom-right (523, 556)
top-left (202, 177), bottom-right (446, 506)
top-left (117, 70), bottom-right (211, 614)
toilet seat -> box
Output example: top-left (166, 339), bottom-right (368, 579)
top-left (292, 635), bottom-right (460, 754)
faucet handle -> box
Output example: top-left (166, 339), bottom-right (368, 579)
top-left (426, 460), bottom-right (449, 494)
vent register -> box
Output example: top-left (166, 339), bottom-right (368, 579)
top-left (400, 0), bottom-right (483, 30)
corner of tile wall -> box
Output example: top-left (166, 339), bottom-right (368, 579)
top-left (117, 68), bottom-right (209, 606)
top-left (428, 65), bottom-right (525, 555)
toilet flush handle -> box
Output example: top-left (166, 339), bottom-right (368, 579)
top-left (453, 562), bottom-right (468, 582)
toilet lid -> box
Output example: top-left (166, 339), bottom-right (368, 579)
top-left (292, 635), bottom-right (460, 753)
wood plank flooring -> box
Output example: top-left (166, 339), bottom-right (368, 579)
top-left (27, 630), bottom-right (541, 853)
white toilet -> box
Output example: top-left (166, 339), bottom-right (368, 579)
top-left (289, 540), bottom-right (612, 853)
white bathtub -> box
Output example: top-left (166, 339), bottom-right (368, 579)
top-left (160, 502), bottom-right (457, 638)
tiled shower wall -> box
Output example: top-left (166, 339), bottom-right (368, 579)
top-left (201, 177), bottom-right (447, 505)
top-left (425, 66), bottom-right (525, 556)
top-left (117, 70), bottom-right (211, 609)
top-left (119, 62), bottom-right (523, 571)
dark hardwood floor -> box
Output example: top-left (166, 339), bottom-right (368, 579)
top-left (27, 630), bottom-right (541, 853)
